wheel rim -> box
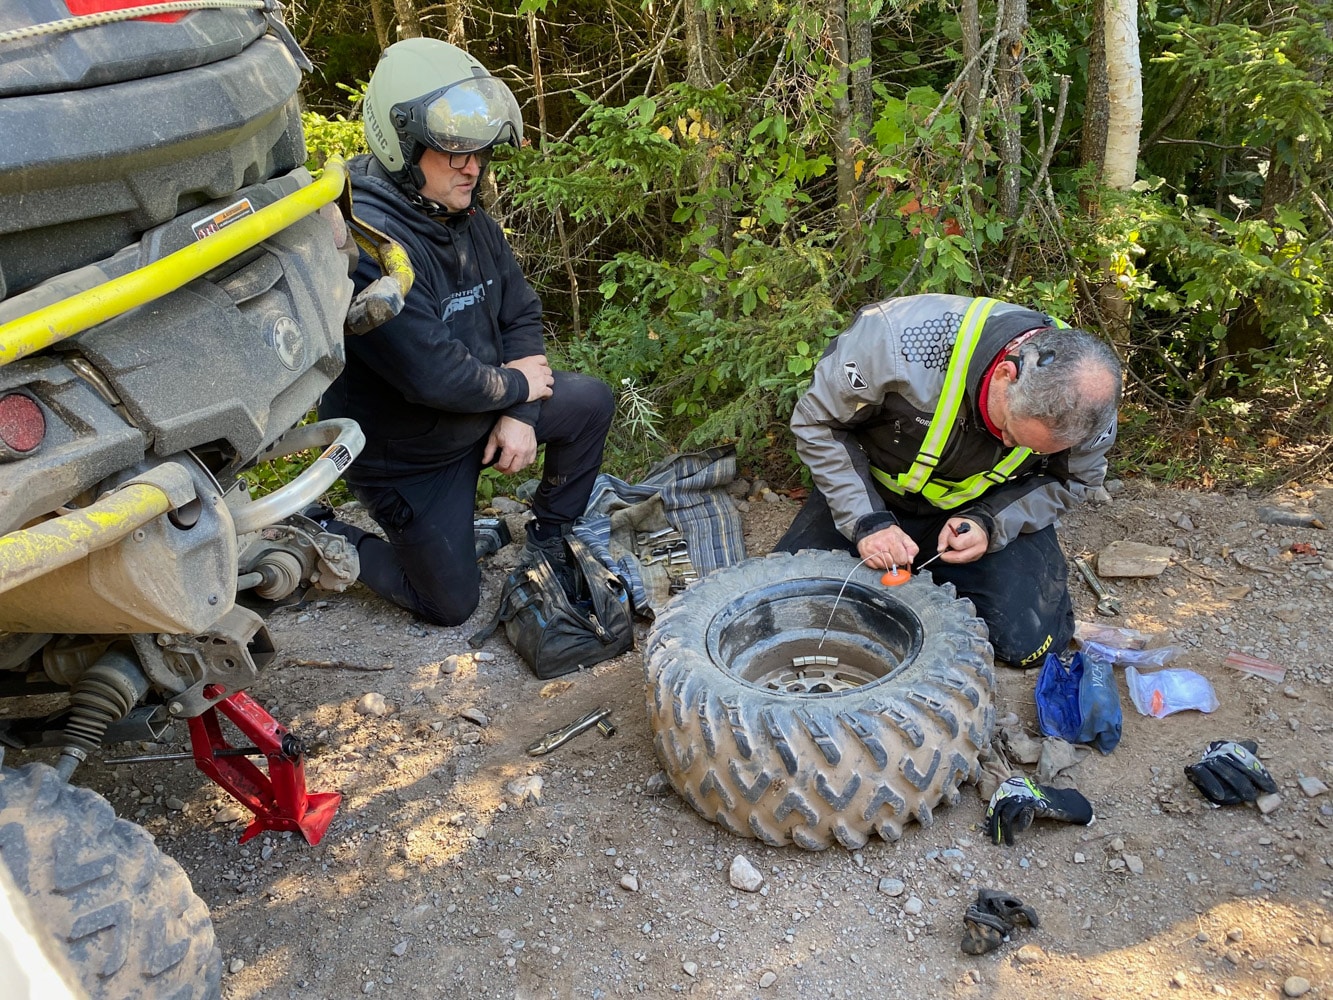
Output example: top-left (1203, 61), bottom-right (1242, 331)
top-left (704, 578), bottom-right (924, 693)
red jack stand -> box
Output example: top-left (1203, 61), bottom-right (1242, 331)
top-left (187, 687), bottom-right (341, 845)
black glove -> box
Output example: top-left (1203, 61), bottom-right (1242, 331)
top-left (986, 776), bottom-right (1095, 846)
top-left (1184, 739), bottom-right (1279, 805)
top-left (961, 888), bottom-right (1039, 955)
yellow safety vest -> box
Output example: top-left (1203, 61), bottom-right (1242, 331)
top-left (869, 297), bottom-right (1063, 511)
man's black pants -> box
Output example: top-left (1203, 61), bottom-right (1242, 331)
top-left (774, 488), bottom-right (1073, 667)
top-left (330, 371), bottom-right (614, 626)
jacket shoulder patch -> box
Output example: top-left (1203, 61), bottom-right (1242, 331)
top-left (843, 361), bottom-right (868, 391)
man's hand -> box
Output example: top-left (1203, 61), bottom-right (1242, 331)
top-left (484, 416), bottom-right (538, 475)
top-left (504, 355), bottom-right (554, 402)
top-left (935, 517), bottom-right (988, 564)
top-left (857, 525), bottom-right (918, 570)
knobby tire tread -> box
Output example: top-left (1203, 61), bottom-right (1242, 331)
top-left (645, 551), bottom-right (995, 850)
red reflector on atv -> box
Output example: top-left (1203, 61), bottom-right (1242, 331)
top-left (0, 393), bottom-right (45, 458)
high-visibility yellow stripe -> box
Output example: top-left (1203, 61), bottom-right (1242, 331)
top-left (869, 297), bottom-right (1059, 509)
top-left (0, 159), bottom-right (347, 369)
top-left (897, 297), bottom-right (998, 493)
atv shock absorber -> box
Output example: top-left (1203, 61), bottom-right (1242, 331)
top-left (56, 647), bottom-right (149, 780)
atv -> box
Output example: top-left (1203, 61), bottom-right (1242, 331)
top-left (0, 3), bottom-right (369, 996)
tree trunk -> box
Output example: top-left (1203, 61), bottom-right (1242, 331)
top-left (850, 0), bottom-right (874, 140)
top-left (1102, 0), bottom-right (1141, 190)
top-left (392, 0), bottom-right (422, 39)
top-left (684, 0), bottom-right (729, 278)
top-left (829, 0), bottom-right (857, 232)
top-left (442, 0), bottom-right (469, 46)
top-left (1079, 0), bottom-right (1108, 208)
top-left (527, 9), bottom-right (581, 338)
top-left (994, 0), bottom-right (1027, 218)
top-left (1098, 0), bottom-right (1142, 339)
top-left (959, 0), bottom-right (982, 132)
top-left (369, 0), bottom-right (391, 51)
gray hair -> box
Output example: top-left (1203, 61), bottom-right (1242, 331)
top-left (1004, 327), bottom-right (1122, 446)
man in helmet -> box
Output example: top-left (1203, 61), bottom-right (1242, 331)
top-left (776, 294), bottom-right (1121, 667)
top-left (317, 37), bottom-right (614, 626)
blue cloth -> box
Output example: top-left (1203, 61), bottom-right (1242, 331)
top-left (1035, 647), bottom-right (1122, 754)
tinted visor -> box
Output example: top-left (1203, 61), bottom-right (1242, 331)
top-left (394, 76), bottom-right (523, 156)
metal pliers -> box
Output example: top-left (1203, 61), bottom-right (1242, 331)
top-left (526, 707), bottom-right (615, 756)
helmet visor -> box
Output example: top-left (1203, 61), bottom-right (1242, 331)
top-left (395, 77), bottom-right (523, 155)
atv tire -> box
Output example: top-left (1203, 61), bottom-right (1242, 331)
top-left (644, 550), bottom-right (995, 850)
top-left (0, 762), bottom-right (221, 1000)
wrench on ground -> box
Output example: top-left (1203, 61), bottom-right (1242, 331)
top-left (1073, 555), bottom-right (1121, 616)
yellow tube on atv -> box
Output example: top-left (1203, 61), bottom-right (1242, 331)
top-left (0, 158), bottom-right (348, 369)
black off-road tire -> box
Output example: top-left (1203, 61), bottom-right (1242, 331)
top-left (644, 551), bottom-right (995, 850)
top-left (0, 763), bottom-right (221, 1000)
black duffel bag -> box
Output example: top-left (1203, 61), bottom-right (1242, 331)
top-left (469, 534), bottom-right (634, 678)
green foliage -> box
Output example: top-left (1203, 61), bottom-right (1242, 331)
top-left (298, 0), bottom-right (1333, 482)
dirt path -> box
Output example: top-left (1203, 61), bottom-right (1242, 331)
top-left (76, 480), bottom-right (1333, 998)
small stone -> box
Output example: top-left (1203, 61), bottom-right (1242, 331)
top-left (166, 797), bottom-right (186, 811)
top-left (878, 877), bottom-right (906, 897)
top-left (474, 650), bottom-right (496, 662)
top-left (229, 958), bottom-right (246, 974)
top-left (1226, 928), bottom-right (1244, 942)
top-left (1318, 925), bottom-right (1333, 946)
top-left (1298, 777), bottom-right (1329, 798)
top-left (214, 805), bottom-right (244, 824)
top-left (1015, 944), bottom-right (1045, 965)
top-left (1110, 837), bottom-right (1125, 853)
top-left (391, 940), bottom-right (408, 957)
top-left (729, 855), bottom-right (764, 892)
top-left (1283, 976), bottom-right (1311, 997)
top-left (504, 775), bottom-right (544, 806)
top-left (1073, 852), bottom-right (1086, 864)
top-left (1172, 971), bottom-right (1188, 988)
top-left (1124, 854), bottom-right (1145, 875)
top-left (759, 970), bottom-right (778, 988)
top-left (683, 961), bottom-right (698, 977)
top-left (438, 654), bottom-right (465, 674)
top-left (903, 896), bottom-right (924, 916)
top-left (644, 771), bottom-right (672, 796)
top-left (619, 874), bottom-right (639, 892)
top-left (459, 708), bottom-right (489, 727)
top-left (1256, 792), bottom-right (1283, 815)
top-left (355, 693), bottom-right (388, 717)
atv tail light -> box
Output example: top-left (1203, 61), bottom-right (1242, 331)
top-left (0, 393), bottom-right (46, 460)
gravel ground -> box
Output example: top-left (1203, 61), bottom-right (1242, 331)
top-left (54, 479), bottom-right (1333, 998)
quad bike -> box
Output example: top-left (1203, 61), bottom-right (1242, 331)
top-left (0, 3), bottom-right (382, 997)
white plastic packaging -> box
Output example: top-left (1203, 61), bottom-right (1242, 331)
top-left (1124, 666), bottom-right (1220, 718)
top-left (1083, 640), bottom-right (1183, 669)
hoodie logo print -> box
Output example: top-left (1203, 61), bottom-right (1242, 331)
top-left (441, 282), bottom-right (486, 321)
top-left (843, 361), bottom-right (868, 391)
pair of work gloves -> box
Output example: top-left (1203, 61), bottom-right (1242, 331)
top-left (984, 739), bottom-right (1278, 845)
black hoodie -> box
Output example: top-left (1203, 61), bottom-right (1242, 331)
top-left (319, 155), bottom-right (545, 482)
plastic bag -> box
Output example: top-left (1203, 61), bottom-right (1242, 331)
top-left (1083, 640), bottom-right (1183, 669)
top-left (1074, 620), bottom-right (1152, 649)
top-left (1123, 666), bottom-right (1219, 718)
top-left (1035, 646), bottom-right (1122, 754)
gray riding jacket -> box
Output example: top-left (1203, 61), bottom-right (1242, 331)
top-left (790, 294), bottom-right (1116, 550)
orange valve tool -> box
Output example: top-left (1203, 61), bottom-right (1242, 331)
top-left (881, 565), bottom-right (912, 586)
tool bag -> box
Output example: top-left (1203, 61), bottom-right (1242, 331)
top-left (468, 534), bottom-right (634, 679)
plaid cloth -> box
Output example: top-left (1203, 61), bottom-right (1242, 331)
top-left (572, 446), bottom-right (747, 616)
